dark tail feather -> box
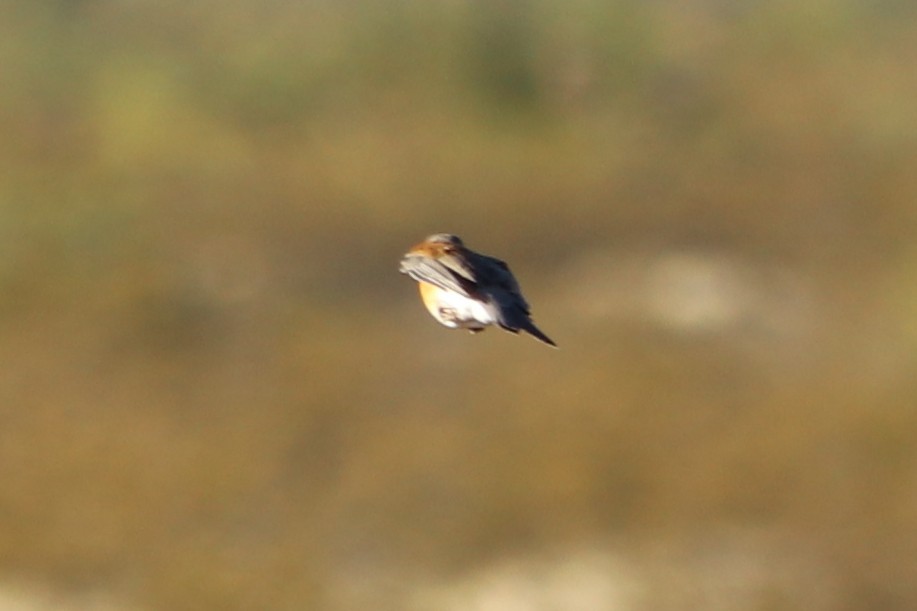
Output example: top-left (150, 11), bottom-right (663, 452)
top-left (497, 302), bottom-right (557, 348)
top-left (523, 320), bottom-right (557, 348)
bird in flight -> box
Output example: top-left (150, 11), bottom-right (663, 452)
top-left (399, 233), bottom-right (557, 347)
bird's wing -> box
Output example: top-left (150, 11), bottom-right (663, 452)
top-left (469, 253), bottom-right (530, 313)
top-left (467, 252), bottom-right (556, 347)
top-left (399, 253), bottom-right (475, 297)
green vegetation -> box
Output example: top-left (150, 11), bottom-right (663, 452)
top-left (1, 1), bottom-right (916, 609)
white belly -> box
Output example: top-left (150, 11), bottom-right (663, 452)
top-left (422, 284), bottom-right (498, 329)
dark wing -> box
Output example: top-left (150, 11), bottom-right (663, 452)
top-left (468, 253), bottom-right (530, 312)
top-left (469, 253), bottom-right (557, 347)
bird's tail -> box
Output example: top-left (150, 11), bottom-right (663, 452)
top-left (496, 300), bottom-right (558, 348)
top-left (521, 319), bottom-right (557, 348)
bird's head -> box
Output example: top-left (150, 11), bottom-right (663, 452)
top-left (424, 233), bottom-right (463, 247)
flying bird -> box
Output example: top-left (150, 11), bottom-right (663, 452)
top-left (399, 233), bottom-right (557, 347)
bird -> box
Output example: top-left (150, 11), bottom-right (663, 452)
top-left (399, 233), bottom-right (557, 347)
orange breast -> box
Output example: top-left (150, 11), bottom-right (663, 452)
top-left (418, 282), bottom-right (443, 317)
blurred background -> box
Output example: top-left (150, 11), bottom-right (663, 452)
top-left (2, 0), bottom-right (916, 609)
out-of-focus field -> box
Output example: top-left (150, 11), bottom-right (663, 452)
top-left (1, 1), bottom-right (916, 609)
